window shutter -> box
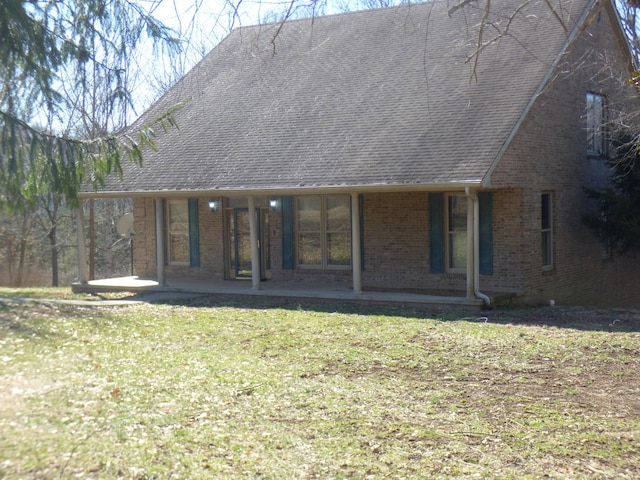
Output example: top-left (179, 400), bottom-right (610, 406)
top-left (281, 196), bottom-right (294, 270)
top-left (188, 198), bottom-right (200, 267)
top-left (429, 193), bottom-right (444, 273)
top-left (478, 192), bottom-right (493, 275)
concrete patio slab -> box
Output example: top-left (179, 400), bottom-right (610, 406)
top-left (72, 276), bottom-right (498, 309)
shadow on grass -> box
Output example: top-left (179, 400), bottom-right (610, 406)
top-left (3, 292), bottom-right (637, 334)
top-left (0, 299), bottom-right (120, 340)
top-left (153, 294), bottom-right (640, 334)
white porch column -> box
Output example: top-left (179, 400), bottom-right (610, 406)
top-left (351, 192), bottom-right (362, 294)
top-left (155, 198), bottom-right (166, 286)
top-left (76, 203), bottom-right (88, 284)
top-left (247, 196), bottom-right (261, 290)
top-left (465, 189), bottom-right (475, 299)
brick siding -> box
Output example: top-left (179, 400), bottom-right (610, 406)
top-left (129, 4), bottom-right (640, 306)
top-left (489, 4), bottom-right (640, 306)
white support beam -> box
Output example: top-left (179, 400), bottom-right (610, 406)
top-left (473, 194), bottom-right (491, 306)
top-left (351, 192), bottom-right (362, 294)
top-left (76, 203), bottom-right (88, 284)
top-left (466, 190), bottom-right (475, 299)
top-left (248, 196), bottom-right (261, 290)
top-left (155, 198), bottom-right (166, 286)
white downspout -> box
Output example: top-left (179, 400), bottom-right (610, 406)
top-left (466, 188), bottom-right (491, 306)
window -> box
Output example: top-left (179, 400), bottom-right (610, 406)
top-left (586, 92), bottom-right (607, 156)
top-left (541, 192), bottom-right (553, 269)
top-left (297, 195), bottom-right (351, 268)
top-left (167, 200), bottom-right (190, 264)
top-left (446, 194), bottom-right (467, 271)
top-left (429, 192), bottom-right (493, 275)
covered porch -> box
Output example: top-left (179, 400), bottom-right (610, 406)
top-left (71, 275), bottom-right (517, 309)
top-left (73, 188), bottom-right (516, 310)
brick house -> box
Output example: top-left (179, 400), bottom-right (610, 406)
top-left (78, 0), bottom-right (640, 307)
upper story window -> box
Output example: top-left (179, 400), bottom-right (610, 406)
top-left (297, 195), bottom-right (351, 269)
top-left (586, 92), bottom-right (607, 157)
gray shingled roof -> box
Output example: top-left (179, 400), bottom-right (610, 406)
top-left (97, 0), bottom-right (593, 195)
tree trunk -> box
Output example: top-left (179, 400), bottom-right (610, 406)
top-left (6, 237), bottom-right (15, 285)
top-left (49, 224), bottom-right (58, 287)
top-left (44, 200), bottom-right (60, 288)
top-left (16, 216), bottom-right (30, 287)
top-left (16, 238), bottom-right (26, 287)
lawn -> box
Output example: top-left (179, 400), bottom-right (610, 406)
top-left (1, 292), bottom-right (639, 479)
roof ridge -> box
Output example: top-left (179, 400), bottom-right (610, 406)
top-left (233, 0), bottom-right (450, 31)
top-left (103, 0), bottom-right (605, 195)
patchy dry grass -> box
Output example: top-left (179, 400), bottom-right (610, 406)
top-left (1, 294), bottom-right (639, 479)
top-left (0, 287), bottom-right (135, 301)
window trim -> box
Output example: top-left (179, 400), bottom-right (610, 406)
top-left (445, 193), bottom-right (468, 273)
top-left (541, 192), bottom-right (553, 270)
top-left (166, 199), bottom-right (190, 266)
top-left (586, 92), bottom-right (607, 157)
top-left (296, 195), bottom-right (352, 270)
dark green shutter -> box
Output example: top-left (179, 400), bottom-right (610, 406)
top-left (281, 196), bottom-right (294, 270)
top-left (478, 192), bottom-right (493, 275)
top-left (188, 198), bottom-right (200, 267)
top-left (429, 193), bottom-right (444, 273)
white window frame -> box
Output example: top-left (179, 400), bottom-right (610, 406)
top-left (445, 193), bottom-right (467, 273)
top-left (541, 192), bottom-right (553, 270)
top-left (296, 195), bottom-right (351, 270)
top-left (586, 92), bottom-right (607, 157)
top-left (166, 199), bottom-right (190, 266)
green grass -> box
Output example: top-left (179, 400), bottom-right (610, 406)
top-left (1, 293), bottom-right (639, 478)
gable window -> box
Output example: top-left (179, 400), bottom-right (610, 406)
top-left (446, 194), bottom-right (467, 271)
top-left (541, 192), bottom-right (553, 269)
top-left (586, 92), bottom-right (607, 156)
top-left (297, 195), bottom-right (351, 268)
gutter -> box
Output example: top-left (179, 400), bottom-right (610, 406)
top-left (77, 180), bottom-right (484, 200)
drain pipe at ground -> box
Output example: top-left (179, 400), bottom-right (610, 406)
top-left (466, 188), bottom-right (491, 307)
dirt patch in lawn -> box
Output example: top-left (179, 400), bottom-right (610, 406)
top-left (490, 305), bottom-right (640, 332)
top-left (1, 298), bottom-right (639, 479)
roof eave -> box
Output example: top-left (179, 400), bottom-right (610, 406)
top-left (78, 180), bottom-right (485, 200)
